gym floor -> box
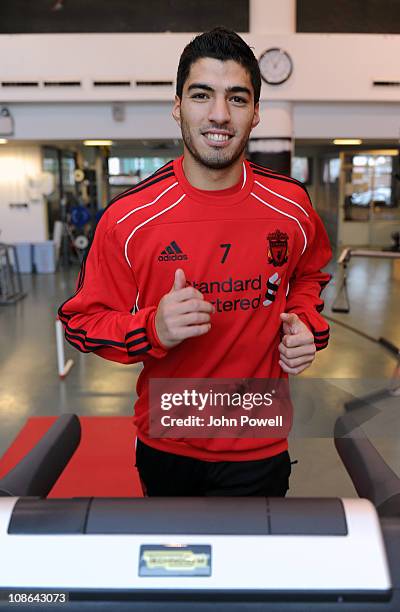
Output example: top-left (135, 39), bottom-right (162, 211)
top-left (0, 256), bottom-right (399, 497)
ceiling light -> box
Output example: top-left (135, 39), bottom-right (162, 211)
top-left (333, 139), bottom-right (362, 145)
top-left (83, 140), bottom-right (113, 146)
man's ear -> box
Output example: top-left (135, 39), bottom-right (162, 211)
top-left (172, 95), bottom-right (182, 126)
top-left (251, 102), bottom-right (260, 130)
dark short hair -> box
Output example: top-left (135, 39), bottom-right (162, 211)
top-left (176, 27), bottom-right (261, 105)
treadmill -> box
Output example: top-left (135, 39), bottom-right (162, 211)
top-left (0, 412), bottom-right (399, 611)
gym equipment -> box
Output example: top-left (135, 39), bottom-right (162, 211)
top-left (335, 412), bottom-right (400, 517)
top-left (0, 497), bottom-right (393, 609)
top-left (0, 414), bottom-right (80, 497)
top-left (383, 232), bottom-right (400, 253)
top-left (0, 243), bottom-right (26, 305)
top-left (332, 247), bottom-right (400, 314)
top-left (330, 247), bottom-right (400, 400)
top-left (0, 413), bottom-right (400, 610)
top-left (55, 318), bottom-right (74, 379)
top-left (70, 204), bottom-right (91, 229)
top-left (59, 166), bottom-right (98, 267)
top-left (73, 234), bottom-right (89, 250)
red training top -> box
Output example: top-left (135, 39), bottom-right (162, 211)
top-left (59, 156), bottom-right (332, 461)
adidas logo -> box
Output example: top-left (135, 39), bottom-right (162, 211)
top-left (158, 241), bottom-right (188, 262)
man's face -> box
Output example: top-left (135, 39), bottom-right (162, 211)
top-left (173, 57), bottom-right (260, 170)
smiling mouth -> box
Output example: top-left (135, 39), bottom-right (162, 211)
top-left (203, 133), bottom-right (233, 144)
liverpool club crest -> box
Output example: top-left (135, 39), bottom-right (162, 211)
top-left (267, 230), bottom-right (289, 267)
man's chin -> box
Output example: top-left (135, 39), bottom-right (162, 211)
top-left (195, 150), bottom-right (241, 170)
top-left (201, 158), bottom-right (234, 170)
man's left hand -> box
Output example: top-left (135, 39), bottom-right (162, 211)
top-left (278, 312), bottom-right (316, 375)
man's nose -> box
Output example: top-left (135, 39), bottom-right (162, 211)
top-left (208, 96), bottom-right (231, 124)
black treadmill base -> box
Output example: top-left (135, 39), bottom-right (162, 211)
top-left (0, 587), bottom-right (393, 604)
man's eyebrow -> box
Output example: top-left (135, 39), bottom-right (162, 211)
top-left (187, 83), bottom-right (252, 96)
top-left (187, 83), bottom-right (214, 92)
top-left (226, 86), bottom-right (252, 96)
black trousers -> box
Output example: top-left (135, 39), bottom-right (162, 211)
top-left (135, 439), bottom-right (291, 497)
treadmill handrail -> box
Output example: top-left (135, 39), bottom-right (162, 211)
top-left (334, 412), bottom-right (400, 517)
top-left (0, 414), bottom-right (81, 497)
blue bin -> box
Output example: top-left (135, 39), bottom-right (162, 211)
top-left (15, 243), bottom-right (33, 273)
top-left (33, 241), bottom-right (56, 273)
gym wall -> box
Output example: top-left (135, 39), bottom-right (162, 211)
top-left (0, 146), bottom-right (47, 243)
top-left (0, 32), bottom-right (399, 142)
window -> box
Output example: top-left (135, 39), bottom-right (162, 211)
top-left (291, 156), bottom-right (312, 184)
top-left (108, 157), bottom-right (170, 186)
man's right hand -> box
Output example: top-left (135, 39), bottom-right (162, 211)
top-left (155, 269), bottom-right (214, 349)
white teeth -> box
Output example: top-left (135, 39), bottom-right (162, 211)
top-left (205, 133), bottom-right (230, 142)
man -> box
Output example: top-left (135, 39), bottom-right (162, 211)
top-left (59, 28), bottom-right (331, 497)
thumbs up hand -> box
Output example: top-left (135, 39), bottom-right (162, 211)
top-left (155, 269), bottom-right (214, 349)
top-left (278, 312), bottom-right (316, 375)
top-left (170, 268), bottom-right (187, 292)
